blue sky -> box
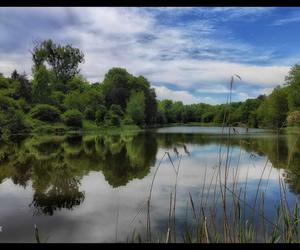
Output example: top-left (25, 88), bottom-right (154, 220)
top-left (0, 7), bottom-right (300, 104)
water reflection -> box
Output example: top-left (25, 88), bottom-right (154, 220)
top-left (0, 127), bottom-right (300, 242)
top-left (0, 131), bottom-right (158, 216)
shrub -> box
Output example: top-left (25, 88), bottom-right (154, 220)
top-left (62, 109), bottom-right (83, 128)
top-left (30, 104), bottom-right (61, 122)
top-left (0, 107), bottom-right (31, 136)
top-left (287, 111), bottom-right (300, 126)
top-left (103, 104), bottom-right (123, 127)
top-left (95, 105), bottom-right (107, 125)
top-left (0, 95), bottom-right (19, 110)
top-left (104, 111), bottom-right (121, 127)
top-left (122, 116), bottom-right (134, 125)
top-left (84, 108), bottom-right (95, 121)
top-left (202, 112), bottom-right (214, 123)
top-left (110, 104), bottom-right (123, 117)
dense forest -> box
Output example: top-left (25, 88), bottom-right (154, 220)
top-left (1, 39), bottom-right (300, 138)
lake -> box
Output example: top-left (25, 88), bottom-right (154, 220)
top-left (0, 126), bottom-right (300, 242)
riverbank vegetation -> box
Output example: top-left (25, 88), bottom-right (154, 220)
top-left (1, 39), bottom-right (300, 138)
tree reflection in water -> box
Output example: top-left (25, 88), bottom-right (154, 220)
top-left (0, 129), bottom-right (300, 215)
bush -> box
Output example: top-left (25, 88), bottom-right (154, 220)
top-left (202, 112), bottom-right (214, 123)
top-left (0, 95), bottom-right (19, 110)
top-left (84, 108), bottom-right (95, 121)
top-left (287, 111), bottom-right (300, 126)
top-left (103, 104), bottom-right (123, 127)
top-left (30, 104), bottom-right (61, 122)
top-left (0, 107), bottom-right (31, 136)
top-left (110, 104), bottom-right (123, 117)
top-left (104, 111), bottom-right (121, 127)
top-left (122, 116), bottom-right (134, 125)
top-left (95, 105), bottom-right (107, 125)
top-left (62, 109), bottom-right (83, 128)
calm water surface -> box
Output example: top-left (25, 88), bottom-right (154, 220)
top-left (0, 126), bottom-right (300, 242)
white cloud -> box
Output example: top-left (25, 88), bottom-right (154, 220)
top-left (154, 85), bottom-right (217, 105)
top-left (0, 7), bottom-right (293, 104)
top-left (258, 87), bottom-right (274, 95)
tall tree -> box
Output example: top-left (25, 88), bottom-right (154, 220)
top-left (102, 68), bottom-right (131, 110)
top-left (31, 39), bottom-right (84, 88)
top-left (285, 64), bottom-right (300, 111)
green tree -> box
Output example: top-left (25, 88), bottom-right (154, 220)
top-left (265, 87), bottom-right (289, 129)
top-left (32, 39), bottom-right (84, 86)
top-left (84, 108), bottom-right (95, 121)
top-left (126, 91), bottom-right (145, 126)
top-left (173, 101), bottom-right (184, 122)
top-left (104, 104), bottom-right (123, 127)
top-left (102, 68), bottom-right (131, 110)
top-left (285, 64), bottom-right (300, 111)
top-left (64, 90), bottom-right (83, 112)
top-left (14, 73), bottom-right (32, 103)
top-left (32, 65), bottom-right (52, 104)
top-left (159, 99), bottom-right (176, 123)
top-left (95, 105), bottom-right (107, 125)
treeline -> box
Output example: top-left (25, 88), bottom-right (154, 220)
top-left (1, 39), bottom-right (300, 137)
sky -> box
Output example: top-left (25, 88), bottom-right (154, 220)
top-left (0, 7), bottom-right (300, 104)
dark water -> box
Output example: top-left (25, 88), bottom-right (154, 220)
top-left (0, 126), bottom-right (300, 242)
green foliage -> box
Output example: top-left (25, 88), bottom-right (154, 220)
top-left (84, 108), bottom-right (95, 121)
top-left (122, 116), bottom-right (134, 125)
top-left (158, 100), bottom-right (176, 123)
top-left (0, 107), bottom-right (31, 136)
top-left (0, 95), bottom-right (19, 110)
top-left (0, 75), bottom-right (10, 89)
top-left (202, 112), bottom-right (214, 123)
top-left (95, 105), bottom-right (107, 125)
top-left (65, 75), bottom-right (88, 92)
top-left (64, 88), bottom-right (104, 113)
top-left (102, 68), bottom-right (131, 109)
top-left (102, 68), bottom-right (157, 125)
top-left (31, 104), bottom-right (61, 122)
top-left (267, 87), bottom-right (289, 128)
top-left (32, 39), bottom-right (84, 84)
top-left (104, 112), bottom-right (121, 127)
top-left (50, 91), bottom-right (65, 111)
top-left (104, 105), bottom-right (123, 127)
top-left (32, 65), bottom-right (52, 104)
top-left (285, 64), bottom-right (300, 111)
top-left (62, 109), bottom-right (83, 128)
top-left (64, 90), bottom-right (83, 111)
top-left (12, 72), bottom-right (32, 102)
top-left (255, 88), bottom-right (288, 129)
top-left (126, 91), bottom-right (145, 126)
top-left (109, 104), bottom-right (123, 117)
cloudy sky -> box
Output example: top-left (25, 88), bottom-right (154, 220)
top-left (0, 7), bottom-right (299, 104)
